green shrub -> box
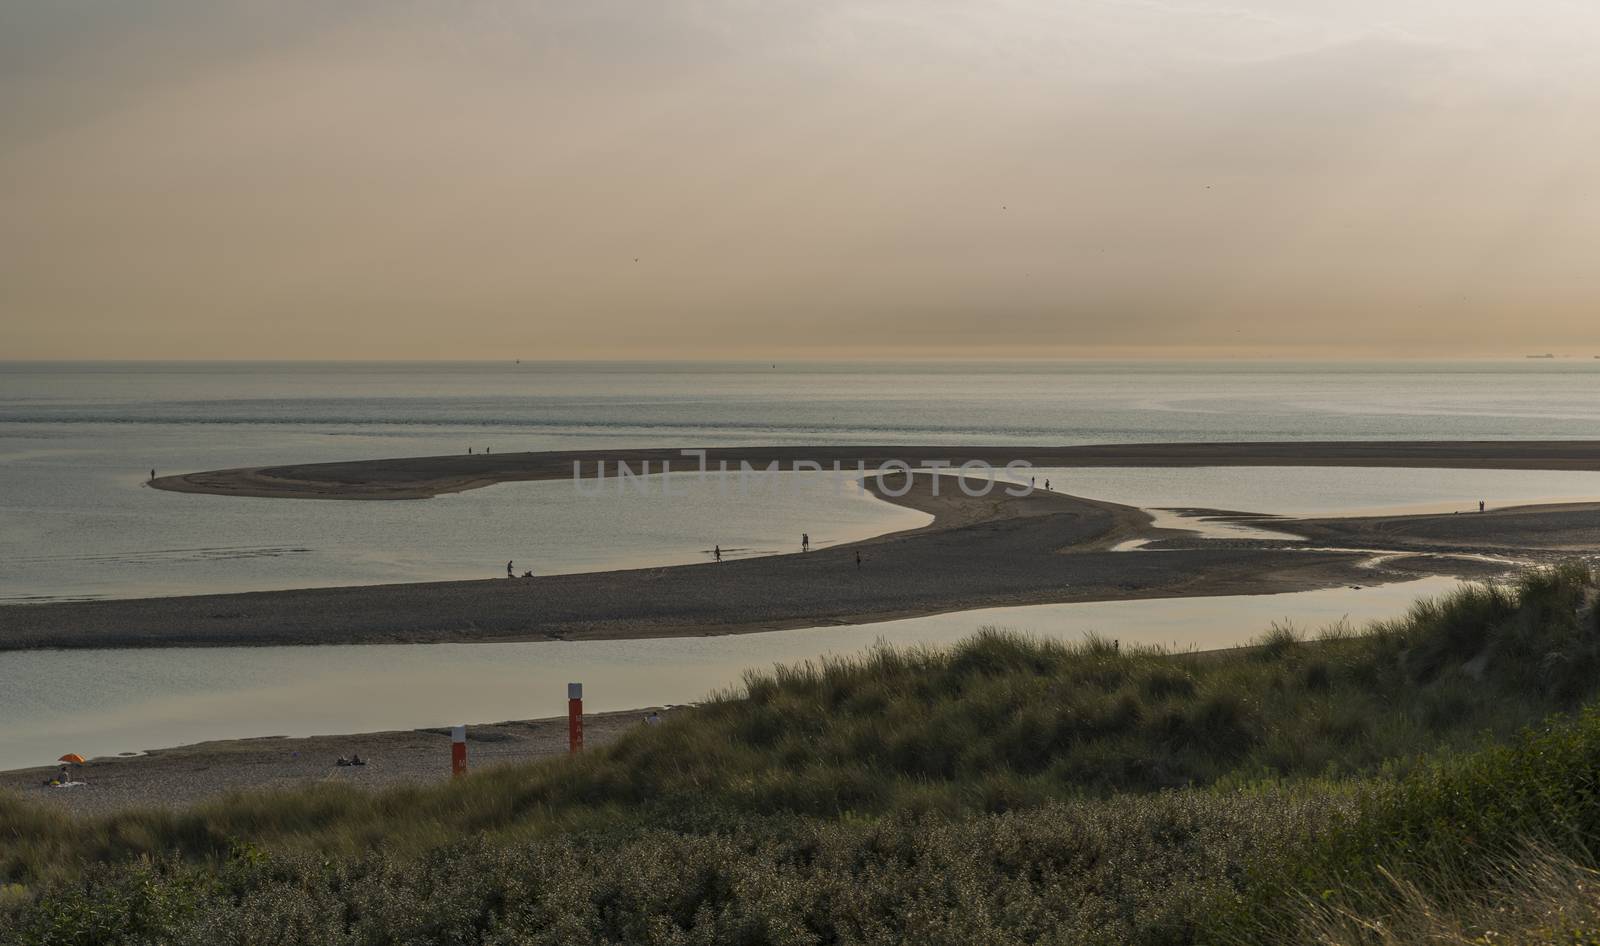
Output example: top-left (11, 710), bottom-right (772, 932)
top-left (7, 564), bottom-right (1600, 945)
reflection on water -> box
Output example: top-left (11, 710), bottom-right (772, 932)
top-left (7, 360), bottom-right (1600, 602)
top-left (1144, 509), bottom-right (1303, 542)
top-left (0, 577), bottom-right (1463, 770)
top-left (1029, 466), bottom-right (1600, 519)
top-left (0, 472), bottom-right (930, 602)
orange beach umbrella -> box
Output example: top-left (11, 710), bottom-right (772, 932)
top-left (58, 753), bottom-right (86, 765)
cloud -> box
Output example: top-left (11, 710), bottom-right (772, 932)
top-left (4, 0), bottom-right (1600, 358)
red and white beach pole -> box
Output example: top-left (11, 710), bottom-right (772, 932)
top-left (451, 724), bottom-right (468, 777)
top-left (568, 682), bottom-right (584, 753)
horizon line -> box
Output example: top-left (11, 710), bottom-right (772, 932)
top-left (5, 354), bottom-right (1600, 365)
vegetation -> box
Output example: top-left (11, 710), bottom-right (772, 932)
top-left (4, 563), bottom-right (1600, 944)
top-left (1288, 844), bottom-right (1600, 945)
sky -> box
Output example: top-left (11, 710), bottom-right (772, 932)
top-left (3, 0), bottom-right (1600, 360)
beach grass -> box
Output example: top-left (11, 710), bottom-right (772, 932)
top-left (4, 562), bottom-right (1600, 944)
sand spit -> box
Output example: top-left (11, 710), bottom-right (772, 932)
top-left (150, 441), bottom-right (1600, 501)
top-left (3, 472), bottom-right (1570, 651)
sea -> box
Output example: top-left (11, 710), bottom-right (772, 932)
top-left (5, 359), bottom-right (1600, 603)
top-left (2, 359), bottom-right (1599, 767)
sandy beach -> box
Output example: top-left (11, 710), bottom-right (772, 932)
top-left (0, 708), bottom-right (666, 817)
top-left (151, 441), bottom-right (1600, 500)
top-left (3, 469), bottom-right (1578, 651)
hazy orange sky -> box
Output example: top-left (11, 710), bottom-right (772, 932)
top-left (3, 1), bottom-right (1599, 360)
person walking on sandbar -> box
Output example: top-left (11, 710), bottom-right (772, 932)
top-left (714, 545), bottom-right (722, 563)
top-left (149, 468), bottom-right (155, 483)
top-left (507, 560), bottom-right (514, 578)
top-left (802, 532), bottom-right (810, 551)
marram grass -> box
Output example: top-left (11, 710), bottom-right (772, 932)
top-left (5, 562), bottom-right (1600, 945)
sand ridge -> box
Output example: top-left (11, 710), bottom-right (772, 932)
top-left (150, 441), bottom-right (1600, 501)
top-left (4, 471), bottom-right (1579, 651)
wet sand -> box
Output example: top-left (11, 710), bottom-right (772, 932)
top-left (151, 441), bottom-right (1600, 500)
top-left (0, 471), bottom-right (1565, 652)
top-left (0, 709), bottom-right (664, 817)
top-left (1284, 502), bottom-right (1600, 555)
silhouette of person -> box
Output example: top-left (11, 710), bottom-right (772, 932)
top-left (1479, 500), bottom-right (1485, 513)
top-left (802, 532), bottom-right (810, 551)
top-left (507, 560), bottom-right (514, 578)
top-left (855, 549), bottom-right (862, 569)
top-left (149, 469), bottom-right (155, 482)
top-left (714, 545), bottom-right (722, 563)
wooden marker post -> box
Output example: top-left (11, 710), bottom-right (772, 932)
top-left (451, 724), bottom-right (468, 777)
top-left (568, 683), bottom-right (584, 753)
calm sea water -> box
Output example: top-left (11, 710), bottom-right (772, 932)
top-left (3, 360), bottom-right (1600, 601)
top-left (3, 361), bottom-right (1598, 765)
